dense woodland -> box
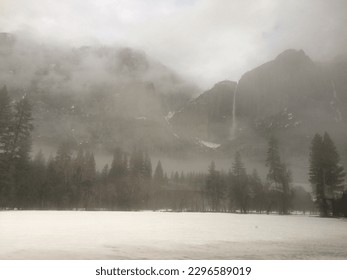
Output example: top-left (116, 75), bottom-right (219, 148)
top-left (0, 86), bottom-right (347, 217)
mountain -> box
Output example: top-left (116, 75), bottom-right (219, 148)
top-left (237, 49), bottom-right (337, 128)
top-left (170, 80), bottom-right (236, 144)
top-left (1, 33), bottom-right (346, 161)
top-left (0, 33), bottom-right (199, 154)
top-left (168, 48), bottom-right (347, 161)
top-left (233, 49), bottom-right (347, 156)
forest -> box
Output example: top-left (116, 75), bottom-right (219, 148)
top-left (0, 85), bottom-right (347, 217)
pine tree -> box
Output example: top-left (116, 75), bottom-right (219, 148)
top-left (0, 86), bottom-right (12, 206)
top-left (249, 169), bottom-right (265, 213)
top-left (153, 160), bottom-right (164, 210)
top-left (28, 150), bottom-right (47, 209)
top-left (72, 147), bottom-right (85, 207)
top-left (231, 152), bottom-right (249, 213)
top-left (109, 147), bottom-right (130, 209)
top-left (321, 133), bottom-right (345, 190)
top-left (8, 96), bottom-right (33, 208)
top-left (101, 164), bottom-right (109, 184)
top-left (142, 151), bottom-right (152, 209)
top-left (0, 86), bottom-right (12, 155)
top-left (99, 163), bottom-right (109, 208)
top-left (173, 171), bottom-right (180, 184)
top-left (309, 132), bottom-right (345, 216)
top-left (153, 160), bottom-right (164, 186)
top-left (266, 136), bottom-right (292, 214)
top-left (340, 191), bottom-right (347, 218)
top-left (205, 161), bottom-right (225, 211)
top-left (179, 171), bottom-right (185, 184)
top-left (73, 147), bottom-right (85, 187)
top-left (143, 151), bottom-right (152, 179)
top-left (54, 142), bottom-right (73, 208)
top-left (266, 136), bottom-right (282, 188)
top-left (109, 147), bottom-right (127, 180)
top-left (81, 151), bottom-right (96, 209)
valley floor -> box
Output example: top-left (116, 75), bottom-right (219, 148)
top-left (0, 211), bottom-right (347, 259)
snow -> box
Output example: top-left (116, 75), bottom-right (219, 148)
top-left (199, 139), bottom-right (221, 149)
top-left (1, 211), bottom-right (347, 259)
top-left (164, 111), bottom-right (175, 122)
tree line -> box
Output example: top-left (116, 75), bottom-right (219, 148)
top-left (0, 86), bottom-right (346, 216)
top-left (204, 133), bottom-right (346, 217)
top-left (204, 137), bottom-right (305, 215)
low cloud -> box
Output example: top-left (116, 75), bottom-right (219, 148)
top-left (1, 0), bottom-right (346, 88)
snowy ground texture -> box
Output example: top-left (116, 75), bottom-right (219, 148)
top-left (1, 211), bottom-right (347, 259)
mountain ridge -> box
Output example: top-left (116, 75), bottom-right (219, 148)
top-left (1, 33), bottom-right (347, 160)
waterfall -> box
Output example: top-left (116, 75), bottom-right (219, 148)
top-left (230, 82), bottom-right (238, 139)
top-left (331, 80), bottom-right (342, 122)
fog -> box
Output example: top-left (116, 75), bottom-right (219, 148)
top-left (2, 1), bottom-right (347, 262)
top-left (1, 0), bottom-right (347, 89)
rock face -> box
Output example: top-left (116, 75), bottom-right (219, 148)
top-left (0, 33), bottom-right (198, 154)
top-left (237, 49), bottom-right (334, 128)
top-left (169, 49), bottom-right (347, 156)
top-left (170, 80), bottom-right (237, 143)
top-left (230, 49), bottom-right (347, 155)
top-left (1, 33), bottom-right (347, 157)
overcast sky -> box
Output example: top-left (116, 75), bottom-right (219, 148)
top-left (1, 0), bottom-right (347, 89)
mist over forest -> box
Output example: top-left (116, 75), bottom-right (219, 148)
top-left (1, 32), bottom-right (347, 176)
top-left (1, 1), bottom-right (347, 218)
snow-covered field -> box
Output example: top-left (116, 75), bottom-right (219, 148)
top-left (1, 211), bottom-right (347, 259)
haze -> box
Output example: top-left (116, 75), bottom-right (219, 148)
top-left (1, 0), bottom-right (347, 89)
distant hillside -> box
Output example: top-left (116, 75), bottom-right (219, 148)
top-left (0, 33), bottom-right (199, 154)
top-left (1, 33), bottom-right (346, 160)
top-left (233, 49), bottom-right (347, 156)
top-left (170, 80), bottom-right (236, 144)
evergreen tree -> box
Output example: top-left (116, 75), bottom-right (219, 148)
top-left (249, 169), bottom-right (265, 213)
top-left (8, 96), bottom-right (33, 208)
top-left (81, 151), bottom-right (96, 209)
top-left (73, 148), bottom-right (85, 186)
top-left (205, 161), bottom-right (225, 211)
top-left (266, 136), bottom-right (282, 188)
top-left (0, 86), bottom-right (12, 155)
top-left (143, 151), bottom-right (152, 179)
top-left (0, 86), bottom-right (12, 206)
top-left (109, 147), bottom-right (130, 210)
top-left (98, 164), bottom-right (109, 208)
top-left (153, 160), bottom-right (164, 209)
top-left (266, 136), bottom-right (292, 214)
top-left (28, 150), bottom-right (47, 209)
top-left (153, 160), bottom-right (164, 186)
top-left (340, 191), bottom-right (347, 218)
top-left (72, 147), bottom-right (85, 207)
top-left (173, 171), bottom-right (180, 184)
top-left (142, 151), bottom-right (152, 209)
top-left (231, 152), bottom-right (249, 213)
top-left (309, 132), bottom-right (345, 216)
top-left (45, 155), bottom-right (57, 208)
top-left (54, 142), bottom-right (73, 208)
top-left (109, 147), bottom-right (127, 180)
top-left (179, 171), bottom-right (185, 184)
top-left (321, 133), bottom-right (345, 190)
